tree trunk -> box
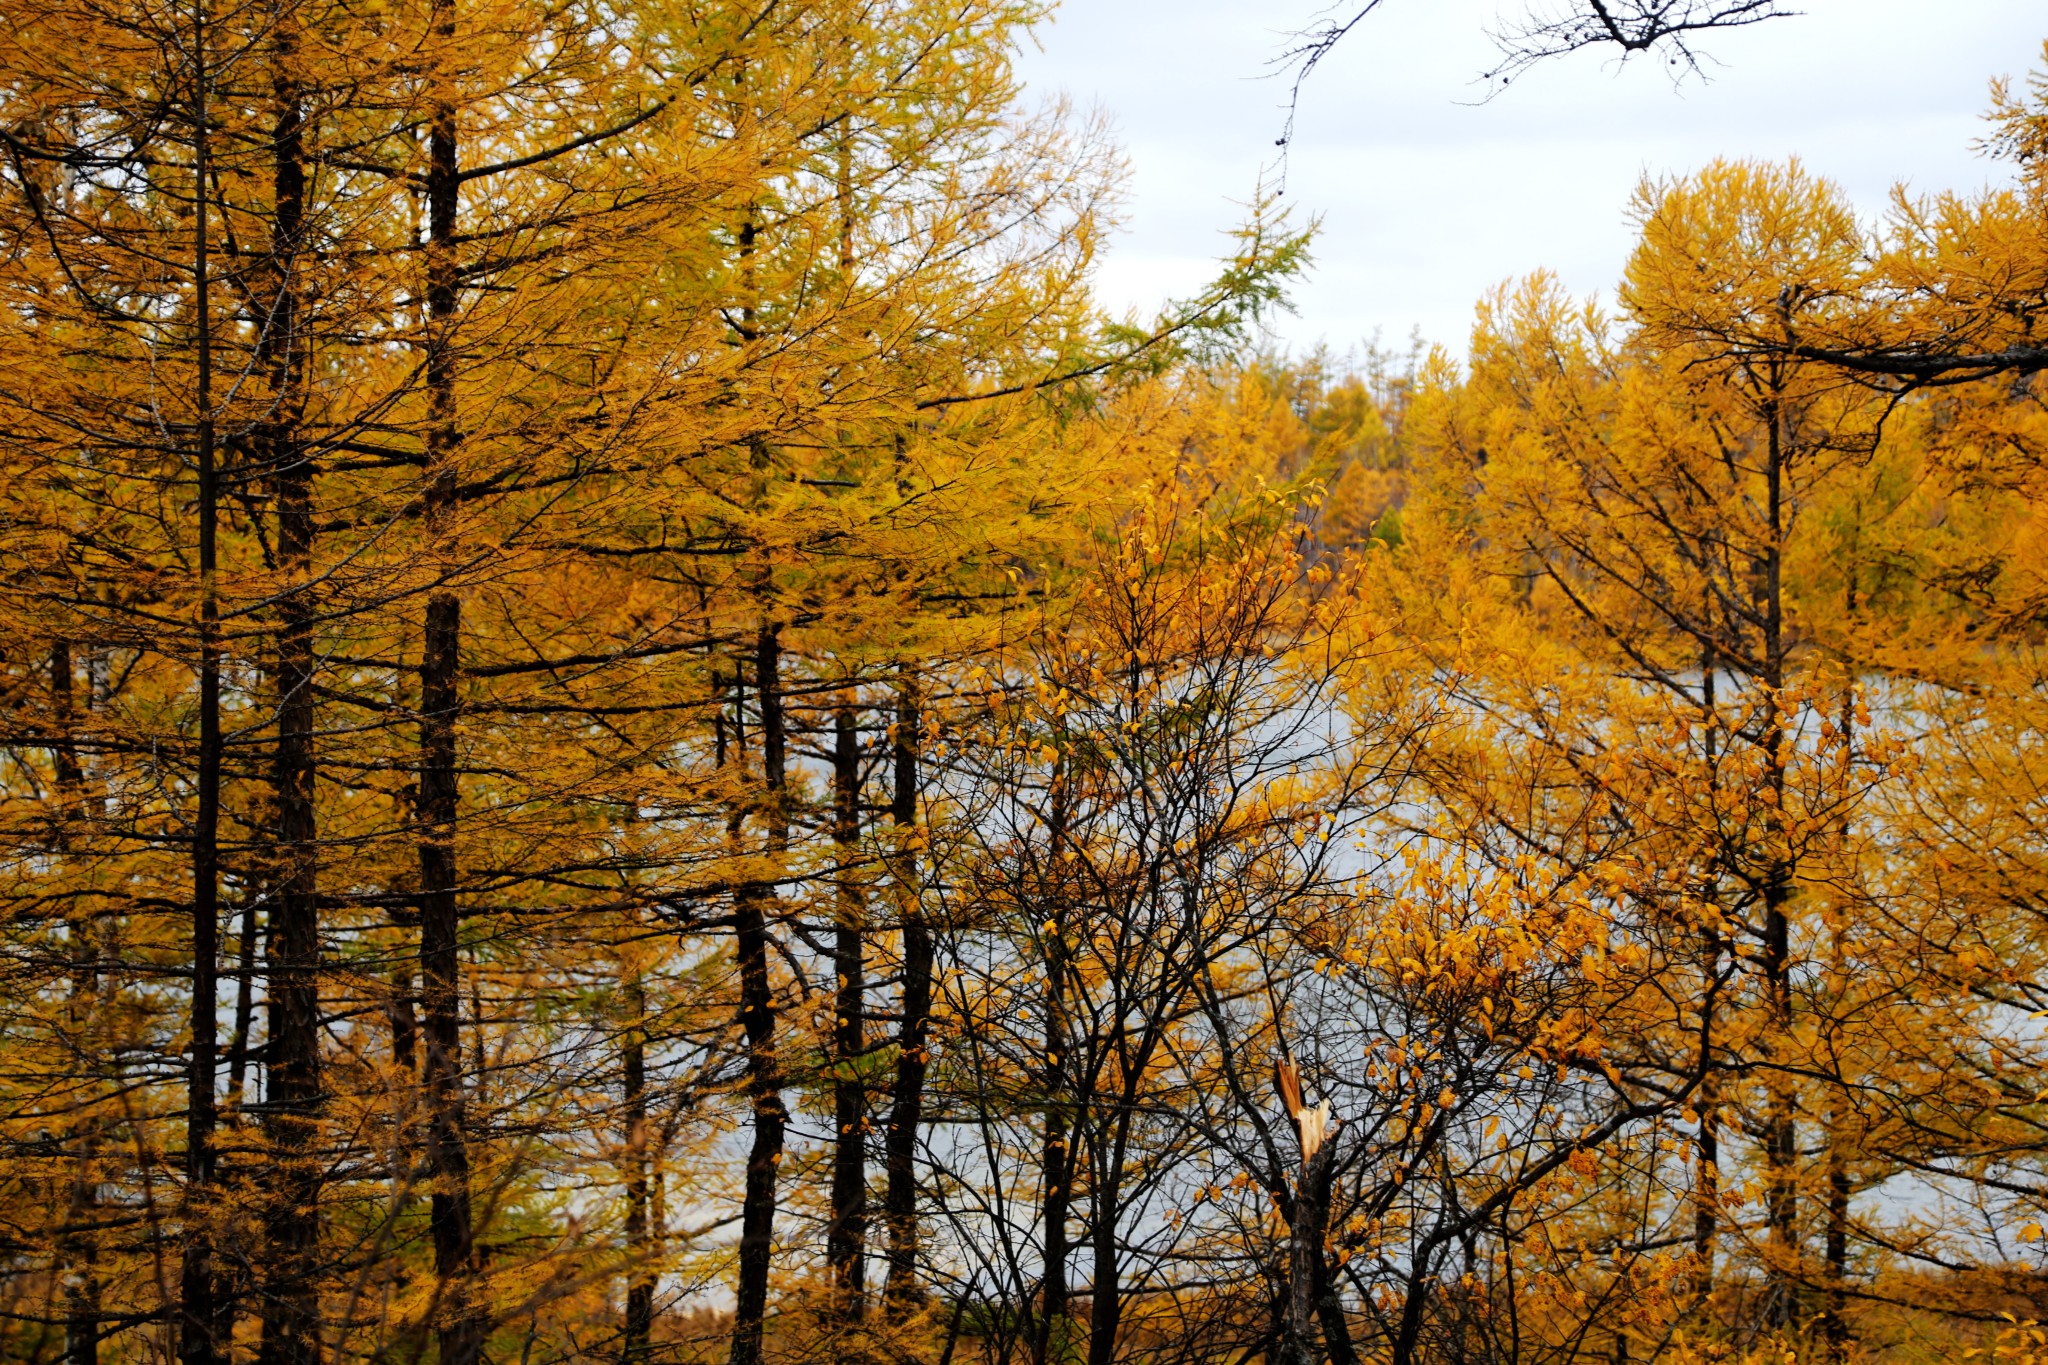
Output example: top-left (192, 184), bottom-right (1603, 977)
top-left (1036, 1105), bottom-right (1072, 1365)
top-left (622, 969), bottom-right (653, 1365)
top-left (1761, 894), bottom-right (1796, 1330)
top-left (390, 968), bottom-right (417, 1076)
top-left (1693, 638), bottom-right (1720, 1305)
top-left (828, 702), bottom-right (869, 1324)
top-left (1823, 1110), bottom-right (1850, 1359)
top-left (227, 900), bottom-right (260, 1107)
top-left (882, 679), bottom-right (929, 1312)
top-left (1312, 1241), bottom-right (1358, 1365)
top-left (731, 621), bottom-right (789, 1365)
top-left (1277, 1143), bottom-right (1337, 1365)
top-left (1084, 1137), bottom-right (1120, 1365)
top-left (181, 3), bottom-right (222, 1353)
top-left (1034, 769), bottom-right (1071, 1365)
top-left (54, 642), bottom-right (101, 1365)
top-left (1760, 396), bottom-right (1799, 1333)
top-left (258, 24), bottom-right (323, 1361)
top-left (1692, 927), bottom-right (1720, 1303)
top-left (1820, 686), bottom-right (1856, 1360)
top-left (419, 3), bottom-right (482, 1354)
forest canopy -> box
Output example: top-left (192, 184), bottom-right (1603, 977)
top-left (5, 3), bottom-right (2048, 1365)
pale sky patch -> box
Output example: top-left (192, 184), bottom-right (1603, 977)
top-left (1014, 1), bottom-right (2047, 357)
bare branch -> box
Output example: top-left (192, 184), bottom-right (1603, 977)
top-left (1274, 0), bottom-right (1801, 150)
top-left (1484, 0), bottom-right (1800, 86)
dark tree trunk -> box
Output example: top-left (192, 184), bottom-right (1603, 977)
top-left (390, 968), bottom-right (417, 1076)
top-left (418, 4), bottom-right (481, 1356)
top-left (62, 1154), bottom-right (101, 1365)
top-left (1035, 1035), bottom-right (1071, 1365)
top-left (1693, 925), bottom-right (1720, 1302)
top-left (1823, 1115), bottom-right (1850, 1359)
top-left (1276, 1141), bottom-right (1338, 1365)
top-left (1693, 639), bottom-right (1720, 1305)
top-left (881, 680), bottom-right (930, 1312)
top-left (1761, 887), bottom-right (1796, 1330)
top-left (51, 642), bottom-right (85, 823)
top-left (1040, 1055), bottom-right (1073, 1365)
top-left (1759, 397), bottom-right (1798, 1334)
top-left (54, 643), bottom-right (101, 1365)
top-left (622, 970), bottom-right (653, 1365)
top-left (181, 4), bottom-right (222, 1354)
top-left (827, 702), bottom-right (869, 1323)
top-left (1821, 688), bottom-right (1857, 1360)
top-left (731, 622), bottom-right (789, 1365)
top-left (258, 26), bottom-right (323, 1362)
top-left (1084, 1143), bottom-right (1120, 1365)
top-left (1035, 1104), bottom-right (1072, 1365)
top-left (227, 900), bottom-right (260, 1106)
top-left (1033, 771), bottom-right (1071, 1365)
top-left (1312, 1241), bottom-right (1357, 1365)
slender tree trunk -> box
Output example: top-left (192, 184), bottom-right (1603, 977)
top-left (1822, 1108), bottom-right (1850, 1358)
top-left (622, 969), bottom-right (653, 1365)
top-left (1693, 926), bottom-right (1720, 1300)
top-left (1036, 1091), bottom-right (1072, 1365)
top-left (54, 643), bottom-right (101, 1365)
top-left (1311, 1245), bottom-right (1358, 1365)
top-left (731, 621), bottom-right (788, 1365)
top-left (258, 26), bottom-right (322, 1361)
top-left (227, 901), bottom-right (260, 1107)
top-left (1761, 889), bottom-right (1796, 1328)
top-left (62, 1128), bottom-right (101, 1365)
top-left (418, 3), bottom-right (481, 1355)
top-left (1035, 1043), bottom-right (1072, 1365)
top-left (881, 679), bottom-right (930, 1312)
top-left (1084, 1135), bottom-right (1120, 1365)
top-left (50, 641), bottom-right (84, 835)
top-left (1760, 396), bottom-right (1798, 1332)
top-left (390, 969), bottom-right (417, 1076)
top-left (1694, 639), bottom-right (1720, 1305)
top-left (1034, 770), bottom-right (1071, 1365)
top-left (181, 3), bottom-right (223, 1353)
top-left (828, 702), bottom-right (869, 1324)
top-left (62, 1083), bottom-right (103, 1365)
top-left (1820, 682), bottom-right (1857, 1360)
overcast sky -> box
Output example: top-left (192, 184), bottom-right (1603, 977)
top-left (1011, 2), bottom-right (2047, 360)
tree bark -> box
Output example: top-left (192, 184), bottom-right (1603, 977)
top-left (1084, 1132), bottom-right (1120, 1365)
top-left (881, 679), bottom-right (929, 1312)
top-left (1693, 638), bottom-right (1720, 1305)
top-left (827, 702), bottom-right (869, 1323)
top-left (54, 642), bottom-right (101, 1365)
top-left (1692, 926), bottom-right (1720, 1303)
top-left (730, 621), bottom-right (788, 1365)
top-left (1312, 1249), bottom-right (1357, 1365)
top-left (258, 21), bottom-right (322, 1360)
top-left (227, 900), bottom-right (260, 1107)
top-left (622, 969), bottom-right (653, 1365)
top-left (1033, 770), bottom-right (1071, 1365)
top-left (1823, 1110), bottom-right (1850, 1358)
top-left (1760, 396), bottom-right (1798, 1333)
top-left (1277, 1140), bottom-right (1339, 1365)
top-left (418, 2), bottom-right (482, 1355)
top-left (1820, 686), bottom-right (1856, 1360)
top-left (181, 3), bottom-right (223, 1353)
